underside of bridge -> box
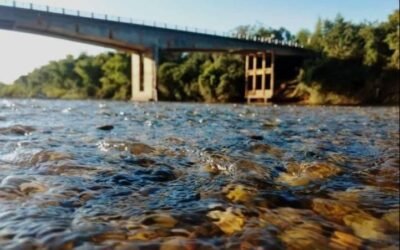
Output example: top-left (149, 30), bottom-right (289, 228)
top-left (0, 3), bottom-right (310, 103)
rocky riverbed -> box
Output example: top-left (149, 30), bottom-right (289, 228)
top-left (0, 99), bottom-right (398, 249)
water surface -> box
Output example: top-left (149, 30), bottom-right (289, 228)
top-left (0, 99), bottom-right (399, 249)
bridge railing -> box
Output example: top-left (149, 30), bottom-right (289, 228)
top-left (0, 0), bottom-right (304, 48)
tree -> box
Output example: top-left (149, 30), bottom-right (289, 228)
top-left (296, 29), bottom-right (311, 47)
top-left (98, 53), bottom-right (131, 99)
top-left (322, 15), bottom-right (363, 59)
top-left (384, 10), bottom-right (400, 69)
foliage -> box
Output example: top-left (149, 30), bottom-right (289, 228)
top-left (0, 52), bottom-right (131, 100)
top-left (157, 53), bottom-right (244, 102)
top-left (0, 10), bottom-right (398, 104)
top-left (384, 10), bottom-right (400, 69)
top-left (298, 10), bottom-right (399, 104)
top-left (234, 24), bottom-right (295, 41)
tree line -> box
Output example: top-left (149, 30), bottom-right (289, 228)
top-left (0, 10), bottom-right (398, 104)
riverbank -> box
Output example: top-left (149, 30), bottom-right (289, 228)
top-left (0, 10), bottom-right (398, 105)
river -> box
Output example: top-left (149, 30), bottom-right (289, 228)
top-left (0, 99), bottom-right (398, 249)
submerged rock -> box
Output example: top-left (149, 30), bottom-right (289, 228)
top-left (382, 209), bottom-right (400, 232)
top-left (223, 184), bottom-right (256, 203)
top-left (135, 166), bottom-right (176, 182)
top-left (207, 207), bottom-right (245, 235)
top-left (19, 181), bottom-right (47, 194)
top-left (97, 125), bottom-right (114, 131)
top-left (92, 231), bottom-right (127, 242)
top-left (231, 160), bottom-right (271, 184)
top-left (129, 143), bottom-right (155, 155)
top-left (126, 229), bottom-right (158, 241)
top-left (330, 186), bottom-right (399, 215)
top-left (280, 221), bottom-right (328, 250)
top-left (312, 198), bottom-right (359, 223)
top-left (343, 212), bottom-right (389, 241)
top-left (249, 144), bottom-right (284, 158)
top-left (0, 125), bottom-right (35, 135)
top-left (312, 198), bottom-right (391, 241)
top-left (160, 237), bottom-right (193, 250)
top-left (329, 231), bottom-right (363, 249)
top-left (1, 175), bottom-right (34, 187)
top-left (98, 140), bottom-right (155, 155)
top-left (276, 162), bottom-right (341, 186)
top-left (141, 214), bottom-right (178, 228)
top-left (29, 151), bottom-right (73, 165)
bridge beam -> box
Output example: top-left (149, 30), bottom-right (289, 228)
top-left (131, 49), bottom-right (159, 102)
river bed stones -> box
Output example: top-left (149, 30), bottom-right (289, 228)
top-left (279, 221), bottom-right (328, 250)
top-left (312, 198), bottom-right (392, 241)
top-left (329, 231), bottom-right (363, 249)
top-left (0, 102), bottom-right (398, 249)
top-left (98, 140), bottom-right (155, 155)
top-left (382, 209), bottom-right (400, 232)
top-left (276, 162), bottom-right (341, 186)
top-left (207, 207), bottom-right (245, 235)
top-left (312, 198), bottom-right (359, 223)
top-left (249, 143), bottom-right (284, 158)
top-left (329, 186), bottom-right (399, 215)
top-left (97, 125), bottom-right (114, 131)
top-left (223, 184), bottom-right (256, 203)
top-left (141, 214), bottom-right (178, 229)
top-left (0, 125), bottom-right (36, 136)
top-left (343, 212), bottom-right (389, 241)
top-left (29, 151), bottom-right (73, 165)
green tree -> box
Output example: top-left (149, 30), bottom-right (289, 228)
top-left (98, 53), bottom-right (131, 99)
top-left (322, 15), bottom-right (363, 59)
top-left (296, 29), bottom-right (311, 47)
top-left (384, 10), bottom-right (400, 69)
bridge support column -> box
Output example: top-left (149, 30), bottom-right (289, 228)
top-left (245, 51), bottom-right (275, 103)
top-left (131, 50), bottom-right (158, 102)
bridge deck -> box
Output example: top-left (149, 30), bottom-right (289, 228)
top-left (0, 1), bottom-right (310, 55)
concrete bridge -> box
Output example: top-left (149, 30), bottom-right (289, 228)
top-left (0, 1), bottom-right (310, 102)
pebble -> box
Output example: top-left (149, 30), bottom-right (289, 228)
top-left (280, 222), bottom-right (328, 250)
top-left (207, 207), bottom-right (245, 235)
top-left (276, 162), bottom-right (341, 186)
top-left (312, 198), bottom-right (358, 223)
top-left (249, 144), bottom-right (284, 158)
top-left (19, 181), bottom-right (47, 194)
top-left (382, 209), bottom-right (400, 232)
top-left (329, 231), bottom-right (363, 249)
top-left (98, 140), bottom-right (155, 155)
top-left (160, 237), bottom-right (193, 250)
top-left (343, 212), bottom-right (389, 241)
top-left (97, 125), bottom-right (114, 131)
top-left (223, 184), bottom-right (255, 203)
top-left (29, 151), bottom-right (72, 165)
top-left (0, 125), bottom-right (35, 135)
top-left (141, 214), bottom-right (178, 228)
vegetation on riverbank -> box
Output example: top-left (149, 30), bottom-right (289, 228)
top-left (293, 10), bottom-right (399, 104)
top-left (0, 10), bottom-right (398, 104)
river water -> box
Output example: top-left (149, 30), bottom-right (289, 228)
top-left (0, 99), bottom-right (398, 250)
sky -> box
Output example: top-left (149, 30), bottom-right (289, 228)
top-left (0, 0), bottom-right (398, 83)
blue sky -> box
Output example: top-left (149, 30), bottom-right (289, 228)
top-left (0, 0), bottom-right (398, 83)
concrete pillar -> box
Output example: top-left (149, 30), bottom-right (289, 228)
top-left (244, 51), bottom-right (275, 103)
top-left (131, 50), bottom-right (158, 101)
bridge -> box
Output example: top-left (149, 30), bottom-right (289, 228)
top-left (0, 1), bottom-right (310, 102)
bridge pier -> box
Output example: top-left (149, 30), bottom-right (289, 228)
top-left (245, 51), bottom-right (275, 103)
top-left (131, 50), bottom-right (158, 102)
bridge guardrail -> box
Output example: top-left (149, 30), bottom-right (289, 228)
top-left (0, 0), bottom-right (303, 48)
